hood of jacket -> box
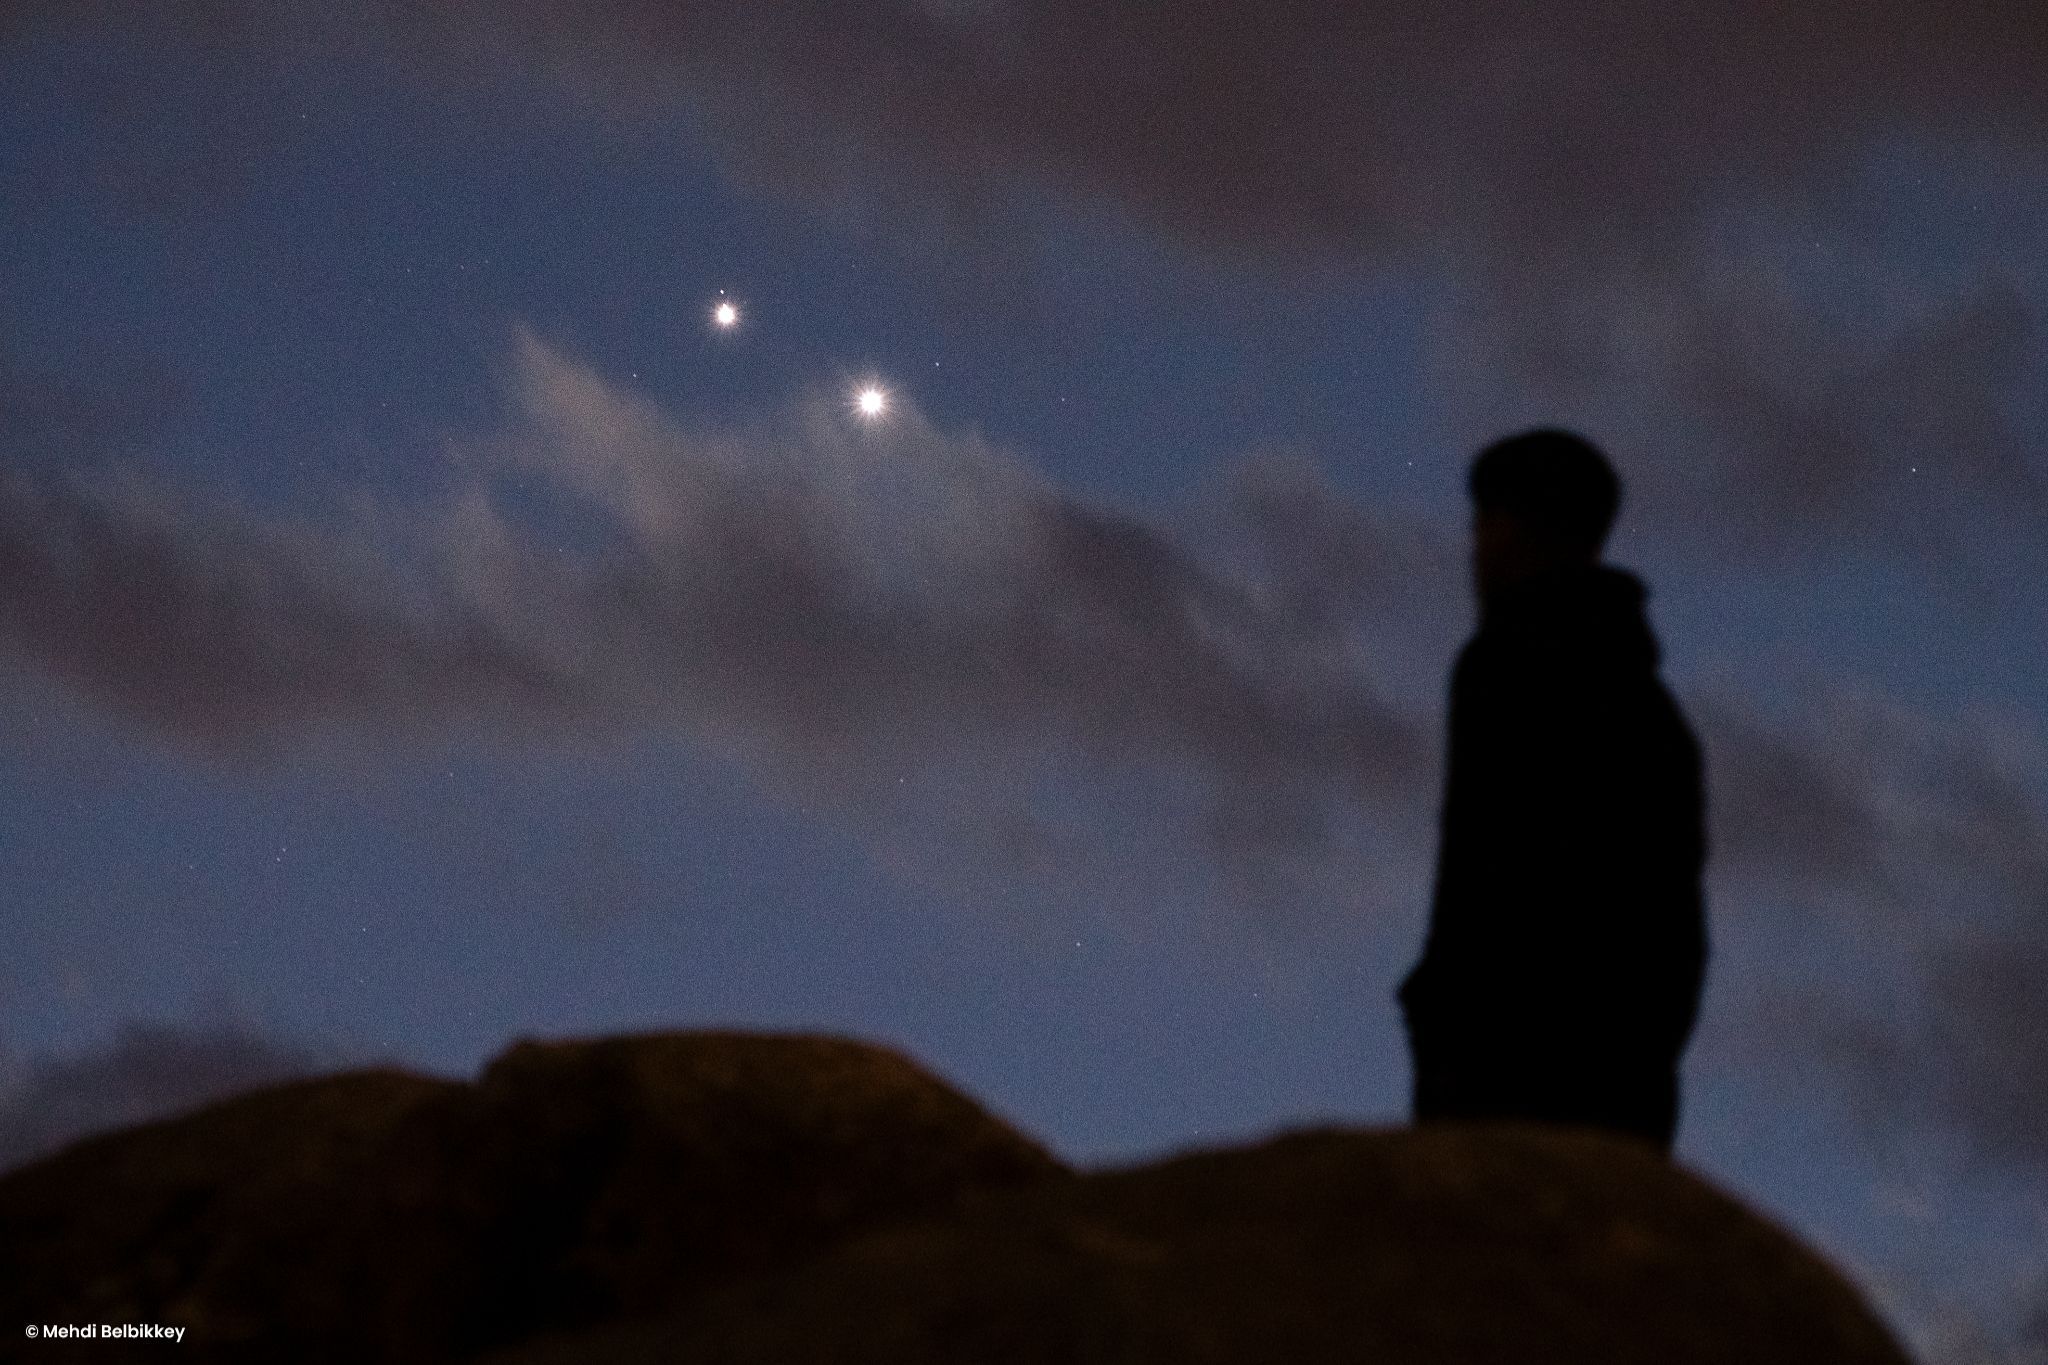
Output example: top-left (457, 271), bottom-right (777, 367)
top-left (1477, 563), bottom-right (1660, 672)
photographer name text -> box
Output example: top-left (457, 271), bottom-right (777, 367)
top-left (27, 1323), bottom-right (185, 1342)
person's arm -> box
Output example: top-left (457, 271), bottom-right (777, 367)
top-left (1404, 640), bottom-right (1542, 1023)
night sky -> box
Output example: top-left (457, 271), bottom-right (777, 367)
top-left (3, 5), bottom-right (2045, 1360)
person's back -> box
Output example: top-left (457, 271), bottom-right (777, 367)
top-left (1398, 429), bottom-right (1708, 1151)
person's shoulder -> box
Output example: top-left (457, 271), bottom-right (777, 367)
top-left (1553, 565), bottom-right (1662, 673)
top-left (1448, 631), bottom-right (1497, 693)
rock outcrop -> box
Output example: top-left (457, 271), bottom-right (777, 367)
top-left (488, 1121), bottom-right (1914, 1365)
top-left (0, 1032), bottom-right (1913, 1365)
top-left (0, 1031), bottom-right (1064, 1362)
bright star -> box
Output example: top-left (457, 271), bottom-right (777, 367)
top-left (855, 385), bottom-right (886, 418)
top-left (712, 300), bottom-right (739, 328)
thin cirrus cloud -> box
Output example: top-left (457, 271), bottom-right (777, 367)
top-left (380, 0), bottom-right (2048, 538)
top-left (0, 332), bottom-right (1429, 888)
top-left (1701, 686), bottom-right (2048, 1182)
top-left (9, 2), bottom-right (2048, 538)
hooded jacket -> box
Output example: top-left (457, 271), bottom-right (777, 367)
top-left (1399, 563), bottom-right (1708, 1071)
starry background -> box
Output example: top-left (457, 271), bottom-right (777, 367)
top-left (2, 5), bottom-right (2045, 1360)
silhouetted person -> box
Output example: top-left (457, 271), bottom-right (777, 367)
top-left (1398, 429), bottom-right (1707, 1151)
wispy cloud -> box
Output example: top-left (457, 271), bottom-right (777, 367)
top-left (1703, 684), bottom-right (2048, 1183)
top-left (10, 2), bottom-right (2046, 545)
top-left (0, 334), bottom-right (1430, 911)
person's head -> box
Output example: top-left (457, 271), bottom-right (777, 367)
top-left (1466, 428), bottom-right (1621, 600)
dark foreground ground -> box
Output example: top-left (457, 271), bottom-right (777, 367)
top-left (0, 1031), bottom-right (1914, 1364)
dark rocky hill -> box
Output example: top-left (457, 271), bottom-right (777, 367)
top-left (0, 1031), bottom-right (1912, 1365)
top-left (488, 1123), bottom-right (1915, 1365)
top-left (0, 1032), bottom-right (1063, 1362)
